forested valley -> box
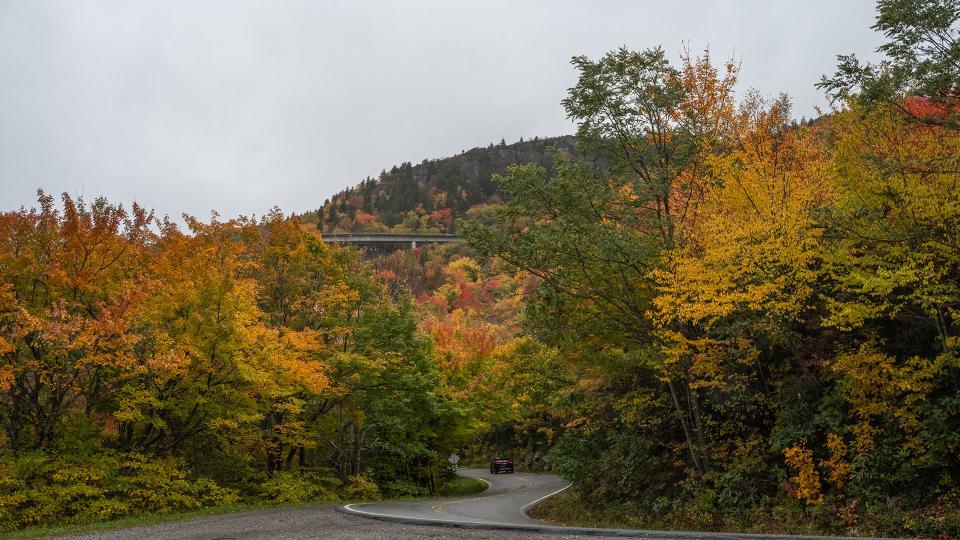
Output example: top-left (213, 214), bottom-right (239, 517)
top-left (2, 0), bottom-right (960, 537)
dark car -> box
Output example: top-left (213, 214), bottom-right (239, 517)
top-left (489, 457), bottom-right (514, 474)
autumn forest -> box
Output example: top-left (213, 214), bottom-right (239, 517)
top-left (2, 0), bottom-right (960, 537)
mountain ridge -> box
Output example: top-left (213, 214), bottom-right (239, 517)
top-left (300, 135), bottom-right (578, 233)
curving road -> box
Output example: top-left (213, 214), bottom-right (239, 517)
top-left (344, 467), bottom-right (570, 527)
top-left (62, 469), bottom-right (870, 539)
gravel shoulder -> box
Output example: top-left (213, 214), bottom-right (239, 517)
top-left (59, 505), bottom-right (626, 540)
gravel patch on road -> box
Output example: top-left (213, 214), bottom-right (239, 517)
top-left (61, 506), bottom-right (627, 540)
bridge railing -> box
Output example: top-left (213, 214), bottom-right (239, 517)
top-left (320, 233), bottom-right (465, 248)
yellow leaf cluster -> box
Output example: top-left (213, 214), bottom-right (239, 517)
top-left (831, 345), bottom-right (946, 454)
top-left (783, 439), bottom-right (823, 505)
top-left (821, 433), bottom-right (851, 489)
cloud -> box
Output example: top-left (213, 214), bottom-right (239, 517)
top-left (0, 0), bottom-right (882, 220)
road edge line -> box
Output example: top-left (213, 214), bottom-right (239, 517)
top-left (339, 501), bottom-right (899, 539)
top-left (519, 483), bottom-right (570, 519)
top-left (339, 472), bottom-right (893, 540)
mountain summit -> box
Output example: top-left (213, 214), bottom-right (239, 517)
top-left (303, 135), bottom-right (576, 233)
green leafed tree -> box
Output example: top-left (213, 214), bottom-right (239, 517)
top-left (819, 0), bottom-right (960, 127)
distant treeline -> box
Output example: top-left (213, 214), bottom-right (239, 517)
top-left (303, 136), bottom-right (581, 234)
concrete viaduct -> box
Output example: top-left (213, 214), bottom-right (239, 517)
top-left (319, 232), bottom-right (465, 249)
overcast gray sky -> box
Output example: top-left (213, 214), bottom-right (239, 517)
top-left (0, 1), bottom-right (882, 221)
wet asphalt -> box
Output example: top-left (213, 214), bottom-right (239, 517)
top-left (347, 467), bottom-right (570, 526)
top-left (58, 469), bottom-right (866, 540)
top-left (63, 468), bottom-right (617, 540)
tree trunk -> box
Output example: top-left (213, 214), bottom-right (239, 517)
top-left (667, 378), bottom-right (706, 476)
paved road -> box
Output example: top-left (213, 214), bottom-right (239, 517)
top-left (345, 467), bottom-right (569, 526)
top-left (60, 469), bottom-right (865, 540)
top-left (65, 468), bottom-right (609, 540)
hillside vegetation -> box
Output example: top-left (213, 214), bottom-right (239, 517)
top-left (303, 136), bottom-right (580, 234)
top-left (457, 2), bottom-right (960, 535)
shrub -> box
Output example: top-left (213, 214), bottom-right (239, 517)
top-left (259, 470), bottom-right (339, 503)
top-left (383, 479), bottom-right (428, 498)
top-left (0, 452), bottom-right (237, 532)
top-left (343, 475), bottom-right (381, 501)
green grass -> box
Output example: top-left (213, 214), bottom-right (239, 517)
top-left (528, 489), bottom-right (957, 538)
top-left (527, 490), bottom-right (622, 528)
top-left (0, 502), bottom-right (320, 540)
top-left (438, 475), bottom-right (488, 498)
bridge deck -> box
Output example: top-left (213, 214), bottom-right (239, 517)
top-left (320, 233), bottom-right (464, 245)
